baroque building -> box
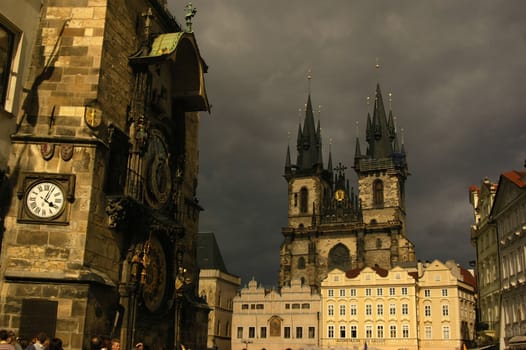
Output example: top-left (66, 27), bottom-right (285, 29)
top-left (197, 232), bottom-right (241, 350)
top-left (0, 1), bottom-right (210, 350)
top-left (280, 83), bottom-right (415, 290)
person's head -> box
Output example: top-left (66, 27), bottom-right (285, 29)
top-left (35, 333), bottom-right (47, 345)
top-left (7, 331), bottom-right (16, 344)
top-left (90, 336), bottom-right (102, 350)
top-left (0, 330), bottom-right (9, 341)
top-left (111, 339), bottom-right (120, 350)
top-left (48, 338), bottom-right (62, 350)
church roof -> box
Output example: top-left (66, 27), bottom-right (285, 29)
top-left (196, 232), bottom-right (228, 273)
top-left (502, 170), bottom-right (526, 188)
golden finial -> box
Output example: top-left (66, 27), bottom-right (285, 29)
top-left (287, 131), bottom-right (291, 141)
top-left (375, 57), bottom-right (380, 70)
top-left (400, 127), bottom-right (405, 144)
top-left (298, 107), bottom-right (302, 123)
top-left (355, 121), bottom-right (359, 138)
top-left (318, 105), bottom-right (322, 119)
top-left (366, 96), bottom-right (370, 106)
top-left (329, 137), bottom-right (333, 145)
top-left (307, 69), bottom-right (312, 94)
top-left (388, 92), bottom-right (393, 110)
top-left (393, 116), bottom-right (398, 132)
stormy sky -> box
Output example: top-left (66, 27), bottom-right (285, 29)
top-left (165, 1), bottom-right (526, 287)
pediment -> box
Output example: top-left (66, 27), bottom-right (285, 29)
top-left (491, 175), bottom-right (526, 217)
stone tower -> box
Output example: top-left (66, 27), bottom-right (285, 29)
top-left (0, 2), bottom-right (209, 350)
top-left (280, 83), bottom-right (415, 290)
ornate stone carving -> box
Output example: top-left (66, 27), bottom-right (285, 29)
top-left (105, 196), bottom-right (130, 230)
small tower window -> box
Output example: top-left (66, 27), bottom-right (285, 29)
top-left (300, 187), bottom-right (308, 213)
top-left (298, 257), bottom-right (306, 269)
top-left (373, 179), bottom-right (384, 208)
top-left (294, 193), bottom-right (298, 207)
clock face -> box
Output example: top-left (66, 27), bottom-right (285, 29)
top-left (144, 129), bottom-right (172, 208)
top-left (142, 235), bottom-right (168, 312)
top-left (25, 181), bottom-right (66, 219)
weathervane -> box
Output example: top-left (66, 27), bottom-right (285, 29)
top-left (185, 2), bottom-right (197, 32)
top-left (307, 69), bottom-right (312, 94)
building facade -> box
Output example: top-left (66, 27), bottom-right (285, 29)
top-left (0, 1), bottom-right (210, 350)
top-left (232, 278), bottom-right (321, 350)
top-left (490, 170), bottom-right (526, 349)
top-left (469, 177), bottom-right (501, 344)
top-left (280, 84), bottom-right (415, 291)
top-left (197, 232), bottom-right (241, 350)
top-left (320, 260), bottom-right (476, 350)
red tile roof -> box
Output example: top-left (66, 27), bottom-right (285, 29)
top-left (460, 267), bottom-right (477, 288)
top-left (503, 170), bottom-right (526, 188)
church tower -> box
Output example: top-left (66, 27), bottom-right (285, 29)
top-left (279, 80), bottom-right (415, 290)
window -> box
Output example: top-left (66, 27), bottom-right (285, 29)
top-left (284, 327), bottom-right (291, 339)
top-left (365, 288), bottom-right (372, 296)
top-left (237, 327), bottom-right (243, 339)
top-left (389, 287), bottom-right (395, 296)
top-left (425, 326), bottom-right (432, 339)
top-left (442, 326), bottom-right (450, 339)
top-left (328, 304), bottom-right (334, 316)
top-left (285, 303), bottom-right (290, 309)
top-left (389, 304), bottom-right (396, 315)
top-left (302, 303), bottom-right (310, 309)
top-left (402, 304), bottom-right (408, 315)
top-left (402, 325), bottom-right (409, 338)
top-left (350, 288), bottom-right (357, 296)
top-left (328, 289), bottom-right (334, 297)
top-left (442, 304), bottom-right (449, 316)
top-left (401, 287), bottom-right (408, 295)
top-left (365, 325), bottom-right (372, 338)
top-left (390, 325), bottom-right (397, 338)
top-left (328, 325), bottom-right (334, 338)
top-left (350, 304), bottom-right (357, 316)
top-left (292, 303), bottom-right (300, 309)
top-left (424, 289), bottom-right (431, 297)
top-left (339, 304), bottom-right (346, 316)
top-left (256, 304), bottom-right (264, 309)
top-left (242, 304), bottom-right (249, 309)
top-left (377, 288), bottom-right (383, 296)
top-left (424, 305), bottom-right (431, 317)
top-left (298, 257), bottom-right (306, 269)
top-left (249, 327), bottom-right (255, 338)
top-left (296, 327), bottom-right (303, 339)
top-left (300, 187), bottom-right (308, 213)
top-left (442, 288), bottom-right (448, 297)
top-left (377, 325), bottom-right (384, 338)
top-left (373, 179), bottom-right (384, 207)
top-left (350, 325), bottom-right (357, 338)
top-left (308, 327), bottom-right (315, 338)
top-left (0, 23), bottom-right (15, 108)
top-left (269, 316), bottom-right (281, 337)
top-left (339, 289), bottom-right (346, 297)
top-left (340, 325), bottom-right (346, 338)
top-left (366, 304), bottom-right (372, 315)
top-left (377, 304), bottom-right (384, 315)
top-left (260, 327), bottom-right (267, 338)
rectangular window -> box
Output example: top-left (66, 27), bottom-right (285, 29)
top-left (390, 325), bottom-right (396, 338)
top-left (237, 327), bottom-right (243, 339)
top-left (284, 327), bottom-right (291, 339)
top-left (339, 289), bottom-right (346, 297)
top-left (377, 288), bottom-right (383, 296)
top-left (241, 304), bottom-right (249, 309)
top-left (340, 325), bottom-right (346, 338)
top-left (250, 304), bottom-right (255, 309)
top-left (285, 303), bottom-right (290, 309)
top-left (365, 288), bottom-right (372, 296)
top-left (402, 304), bottom-right (409, 315)
top-left (0, 23), bottom-right (15, 108)
top-left (308, 327), bottom-right (315, 339)
top-left (339, 304), bottom-right (346, 316)
top-left (442, 326), bottom-right (450, 339)
top-left (424, 289), bottom-right (431, 297)
top-left (350, 304), bottom-right (357, 316)
top-left (402, 325), bottom-right (409, 338)
top-left (260, 327), bottom-right (267, 338)
top-left (296, 327), bottom-right (303, 339)
top-left (424, 305), bottom-right (431, 317)
top-left (292, 303), bottom-right (300, 309)
top-left (425, 326), bottom-right (432, 339)
top-left (302, 303), bottom-right (310, 309)
top-left (350, 288), bottom-right (357, 297)
top-left (328, 325), bottom-right (334, 338)
top-left (249, 327), bottom-right (255, 338)
top-left (377, 325), bottom-right (384, 338)
top-left (328, 289), bottom-right (334, 297)
top-left (401, 287), bottom-right (408, 295)
top-left (351, 325), bottom-right (357, 338)
top-left (328, 304), bottom-right (334, 316)
top-left (365, 325), bottom-right (372, 338)
top-left (366, 304), bottom-right (372, 315)
top-left (442, 288), bottom-right (448, 297)
top-left (389, 304), bottom-right (396, 315)
top-left (442, 304), bottom-right (449, 316)
top-left (377, 304), bottom-right (383, 315)
top-left (389, 287), bottom-right (395, 296)
top-left (256, 304), bottom-right (264, 309)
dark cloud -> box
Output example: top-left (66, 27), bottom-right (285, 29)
top-left (170, 0), bottom-right (526, 287)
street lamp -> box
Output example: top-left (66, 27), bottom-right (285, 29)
top-left (241, 340), bottom-right (252, 350)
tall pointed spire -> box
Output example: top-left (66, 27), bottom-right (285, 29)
top-left (327, 138), bottom-right (333, 173)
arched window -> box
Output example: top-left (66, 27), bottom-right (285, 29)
top-left (373, 179), bottom-right (384, 208)
top-left (269, 316), bottom-right (281, 337)
top-left (328, 244), bottom-right (351, 271)
top-left (298, 257), bottom-right (306, 269)
top-left (300, 187), bottom-right (308, 213)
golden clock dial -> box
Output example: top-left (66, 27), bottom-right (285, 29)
top-left (335, 189), bottom-right (346, 201)
top-left (142, 236), bottom-right (168, 312)
top-left (25, 181), bottom-right (65, 219)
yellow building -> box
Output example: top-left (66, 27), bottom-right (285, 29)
top-left (320, 261), bottom-right (476, 350)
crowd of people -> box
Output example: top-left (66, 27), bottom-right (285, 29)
top-left (0, 330), bottom-right (61, 350)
